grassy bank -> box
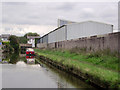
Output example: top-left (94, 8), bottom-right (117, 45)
top-left (34, 48), bottom-right (120, 88)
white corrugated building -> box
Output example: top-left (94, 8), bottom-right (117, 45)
top-left (37, 20), bottom-right (113, 44)
top-left (66, 21), bottom-right (113, 40)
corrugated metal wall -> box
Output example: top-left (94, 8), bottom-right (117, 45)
top-left (67, 21), bottom-right (113, 40)
top-left (56, 26), bottom-right (66, 42)
top-left (40, 38), bottom-right (43, 43)
top-left (48, 26), bottom-right (66, 43)
top-left (42, 35), bottom-right (48, 43)
top-left (37, 38), bottom-right (40, 43)
top-left (37, 21), bottom-right (113, 45)
top-left (48, 30), bottom-right (57, 43)
top-left (38, 38), bottom-right (43, 43)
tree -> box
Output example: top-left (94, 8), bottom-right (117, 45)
top-left (9, 52), bottom-right (19, 64)
top-left (18, 36), bottom-right (28, 44)
top-left (24, 32), bottom-right (40, 47)
top-left (2, 41), bottom-right (14, 53)
top-left (24, 32), bottom-right (40, 38)
top-left (9, 35), bottom-right (19, 52)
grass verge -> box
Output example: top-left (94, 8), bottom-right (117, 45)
top-left (34, 48), bottom-right (120, 88)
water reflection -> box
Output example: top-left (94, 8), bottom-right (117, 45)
top-left (16, 61), bottom-right (27, 67)
top-left (2, 52), bottom-right (37, 65)
top-left (20, 53), bottom-right (37, 65)
top-left (39, 61), bottom-right (95, 88)
top-left (27, 58), bottom-right (35, 64)
top-left (26, 48), bottom-right (35, 64)
top-left (2, 49), bottom-right (36, 65)
top-left (9, 53), bottom-right (19, 64)
top-left (1, 53), bottom-right (10, 64)
top-left (2, 53), bottom-right (97, 89)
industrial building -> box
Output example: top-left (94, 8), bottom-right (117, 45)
top-left (37, 20), bottom-right (113, 45)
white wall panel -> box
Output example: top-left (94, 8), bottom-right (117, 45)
top-left (67, 21), bottom-right (113, 40)
top-left (48, 26), bottom-right (66, 43)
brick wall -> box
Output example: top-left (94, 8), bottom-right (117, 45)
top-left (37, 32), bottom-right (120, 52)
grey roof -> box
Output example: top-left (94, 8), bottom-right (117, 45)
top-left (1, 34), bottom-right (10, 38)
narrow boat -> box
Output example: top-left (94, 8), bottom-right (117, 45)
top-left (26, 48), bottom-right (35, 64)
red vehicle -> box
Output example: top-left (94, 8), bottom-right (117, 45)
top-left (26, 48), bottom-right (35, 59)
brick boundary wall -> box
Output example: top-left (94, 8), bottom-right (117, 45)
top-left (37, 32), bottom-right (120, 52)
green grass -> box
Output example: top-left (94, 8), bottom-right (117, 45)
top-left (34, 48), bottom-right (120, 88)
top-left (34, 49), bottom-right (118, 71)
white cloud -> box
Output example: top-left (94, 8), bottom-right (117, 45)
top-left (83, 8), bottom-right (94, 13)
top-left (1, 2), bottom-right (118, 36)
top-left (1, 24), bottom-right (57, 36)
top-left (1, 0), bottom-right (120, 2)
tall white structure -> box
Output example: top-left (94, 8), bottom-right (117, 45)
top-left (58, 19), bottom-right (76, 27)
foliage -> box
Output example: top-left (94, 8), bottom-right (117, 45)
top-left (9, 35), bottom-right (19, 52)
top-left (2, 41), bottom-right (10, 45)
top-left (18, 36), bottom-right (28, 44)
top-left (24, 32), bottom-right (40, 38)
top-left (2, 41), bottom-right (14, 53)
top-left (69, 47), bottom-right (87, 54)
top-left (23, 32), bottom-right (40, 47)
top-left (9, 52), bottom-right (19, 64)
top-left (0, 38), bottom-right (1, 42)
top-left (34, 49), bottom-right (119, 71)
top-left (35, 38), bottom-right (39, 47)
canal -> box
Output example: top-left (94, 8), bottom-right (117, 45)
top-left (1, 53), bottom-right (98, 89)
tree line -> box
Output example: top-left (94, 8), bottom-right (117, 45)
top-left (2, 32), bottom-right (40, 53)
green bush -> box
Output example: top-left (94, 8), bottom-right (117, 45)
top-left (9, 35), bottom-right (19, 52)
top-left (18, 36), bottom-right (28, 44)
top-left (2, 41), bottom-right (10, 45)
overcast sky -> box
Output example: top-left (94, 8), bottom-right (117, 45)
top-left (0, 1), bottom-right (119, 36)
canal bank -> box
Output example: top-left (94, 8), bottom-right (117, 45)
top-left (35, 48), bottom-right (120, 89)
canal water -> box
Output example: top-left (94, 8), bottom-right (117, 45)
top-left (1, 53), bottom-right (97, 89)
